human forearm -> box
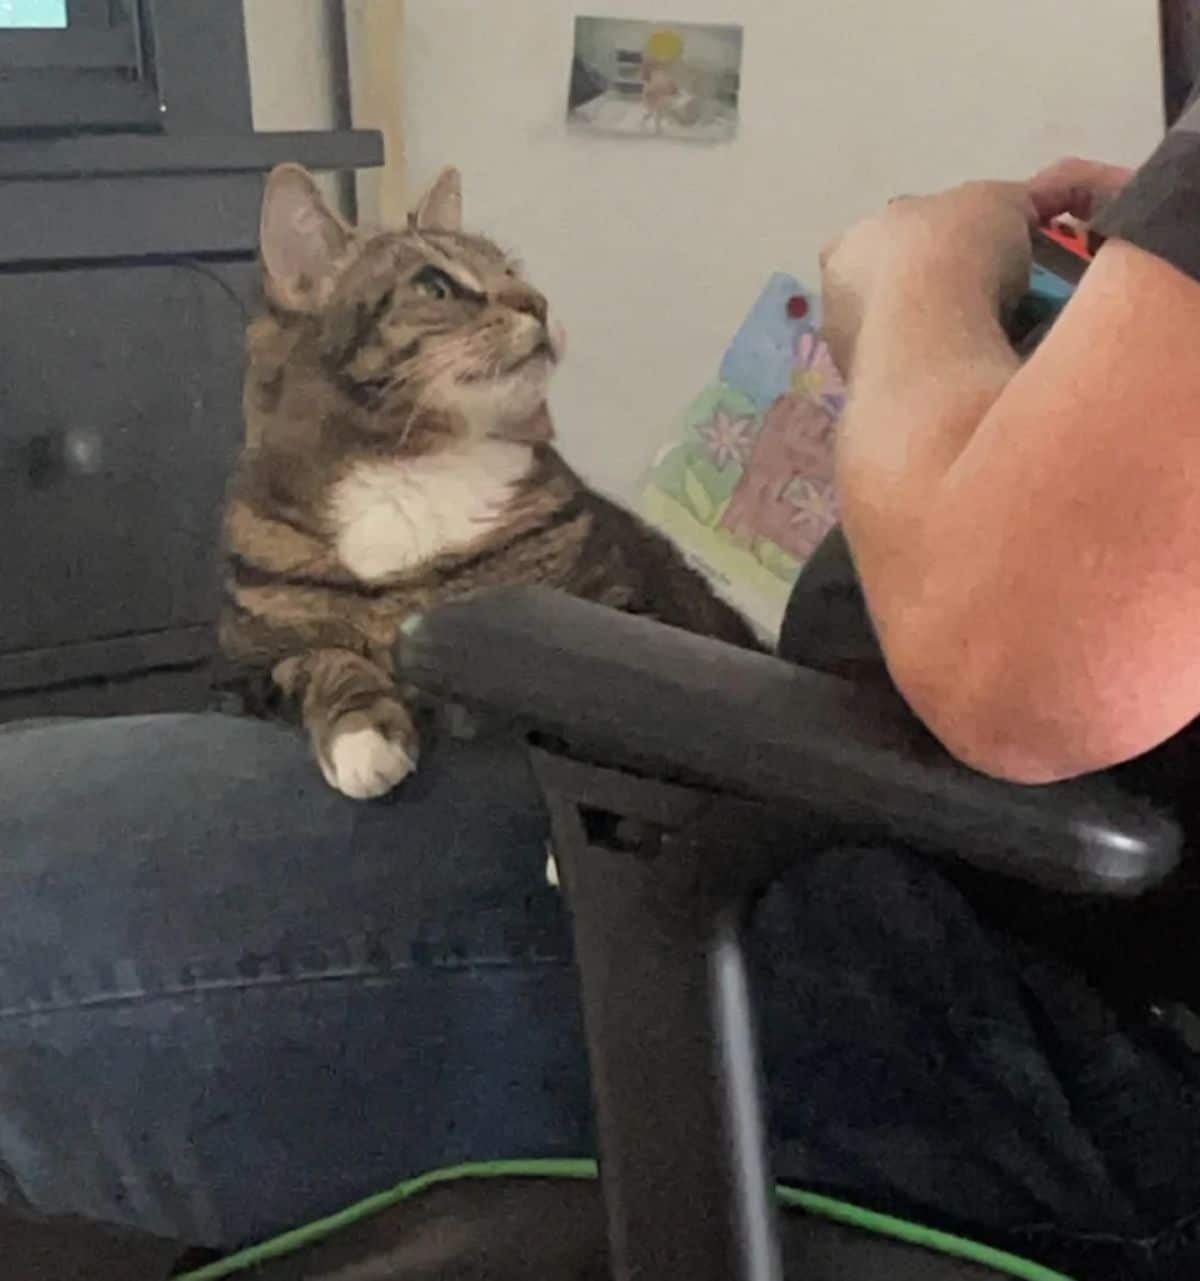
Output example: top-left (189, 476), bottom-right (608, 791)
top-left (814, 170), bottom-right (1200, 784)
top-left (835, 265), bottom-right (1021, 633)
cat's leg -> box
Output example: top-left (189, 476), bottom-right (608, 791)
top-left (275, 649), bottom-right (418, 800)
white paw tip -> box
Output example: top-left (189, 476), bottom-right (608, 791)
top-left (323, 726), bottom-right (416, 800)
top-left (545, 845), bottom-right (560, 888)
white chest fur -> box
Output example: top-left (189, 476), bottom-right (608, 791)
top-left (331, 441), bottom-right (534, 582)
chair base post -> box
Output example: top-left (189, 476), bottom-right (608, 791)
top-left (532, 747), bottom-right (801, 1281)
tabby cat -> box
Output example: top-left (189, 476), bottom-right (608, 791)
top-left (220, 163), bottom-right (759, 799)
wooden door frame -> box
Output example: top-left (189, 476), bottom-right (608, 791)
top-left (344, 0), bottom-right (405, 225)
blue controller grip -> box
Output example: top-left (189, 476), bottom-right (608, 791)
top-left (1027, 260), bottom-right (1077, 311)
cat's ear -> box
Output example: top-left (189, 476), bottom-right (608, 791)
top-left (410, 167), bottom-right (463, 234)
top-left (260, 164), bottom-right (353, 311)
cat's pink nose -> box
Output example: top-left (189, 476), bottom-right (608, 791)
top-left (549, 320), bottom-right (567, 361)
top-left (498, 283), bottom-right (548, 324)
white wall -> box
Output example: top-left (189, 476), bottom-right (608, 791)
top-left (243, 0), bottom-right (342, 210)
top-left (243, 0), bottom-right (339, 134)
top-left (411, 1), bottom-right (1161, 500)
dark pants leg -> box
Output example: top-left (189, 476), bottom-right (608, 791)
top-left (752, 843), bottom-right (1200, 1279)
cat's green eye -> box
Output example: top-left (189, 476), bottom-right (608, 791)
top-left (413, 266), bottom-right (455, 301)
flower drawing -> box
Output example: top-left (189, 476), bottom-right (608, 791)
top-left (781, 475), bottom-right (838, 550)
top-left (695, 406), bottom-right (757, 470)
top-left (791, 331), bottom-right (845, 414)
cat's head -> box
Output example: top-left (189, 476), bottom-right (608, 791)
top-left (256, 164), bottom-right (564, 442)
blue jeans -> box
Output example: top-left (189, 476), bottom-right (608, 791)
top-left (0, 714), bottom-right (588, 1248)
top-left (2, 713), bottom-right (1199, 1277)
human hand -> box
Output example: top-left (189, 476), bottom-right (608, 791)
top-left (1028, 156), bottom-right (1134, 224)
top-left (820, 181), bottom-right (1035, 376)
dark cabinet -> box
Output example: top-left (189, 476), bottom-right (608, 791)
top-left (0, 261), bottom-right (250, 656)
top-left (0, 0), bottom-right (381, 721)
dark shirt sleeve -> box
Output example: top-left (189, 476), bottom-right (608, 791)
top-left (1092, 89), bottom-right (1200, 282)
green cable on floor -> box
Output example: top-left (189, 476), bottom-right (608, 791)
top-left (175, 1158), bottom-right (1075, 1281)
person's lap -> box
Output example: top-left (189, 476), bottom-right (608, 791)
top-left (2, 712), bottom-right (1199, 1277)
top-left (0, 713), bottom-right (589, 1247)
top-left (754, 845), bottom-right (1200, 1278)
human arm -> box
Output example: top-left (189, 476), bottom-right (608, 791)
top-left (824, 157), bottom-right (1200, 784)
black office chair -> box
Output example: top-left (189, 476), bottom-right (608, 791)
top-left (12, 529), bottom-right (1179, 1281)
top-left (396, 528), bottom-right (1183, 1281)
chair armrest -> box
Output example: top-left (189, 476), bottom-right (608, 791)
top-left (397, 586), bottom-right (1181, 897)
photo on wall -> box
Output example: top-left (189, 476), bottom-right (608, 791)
top-left (567, 16), bottom-right (743, 142)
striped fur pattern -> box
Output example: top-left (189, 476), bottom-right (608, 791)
top-left (220, 164), bottom-right (760, 798)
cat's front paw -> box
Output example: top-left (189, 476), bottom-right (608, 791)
top-left (319, 708), bottom-right (418, 800)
